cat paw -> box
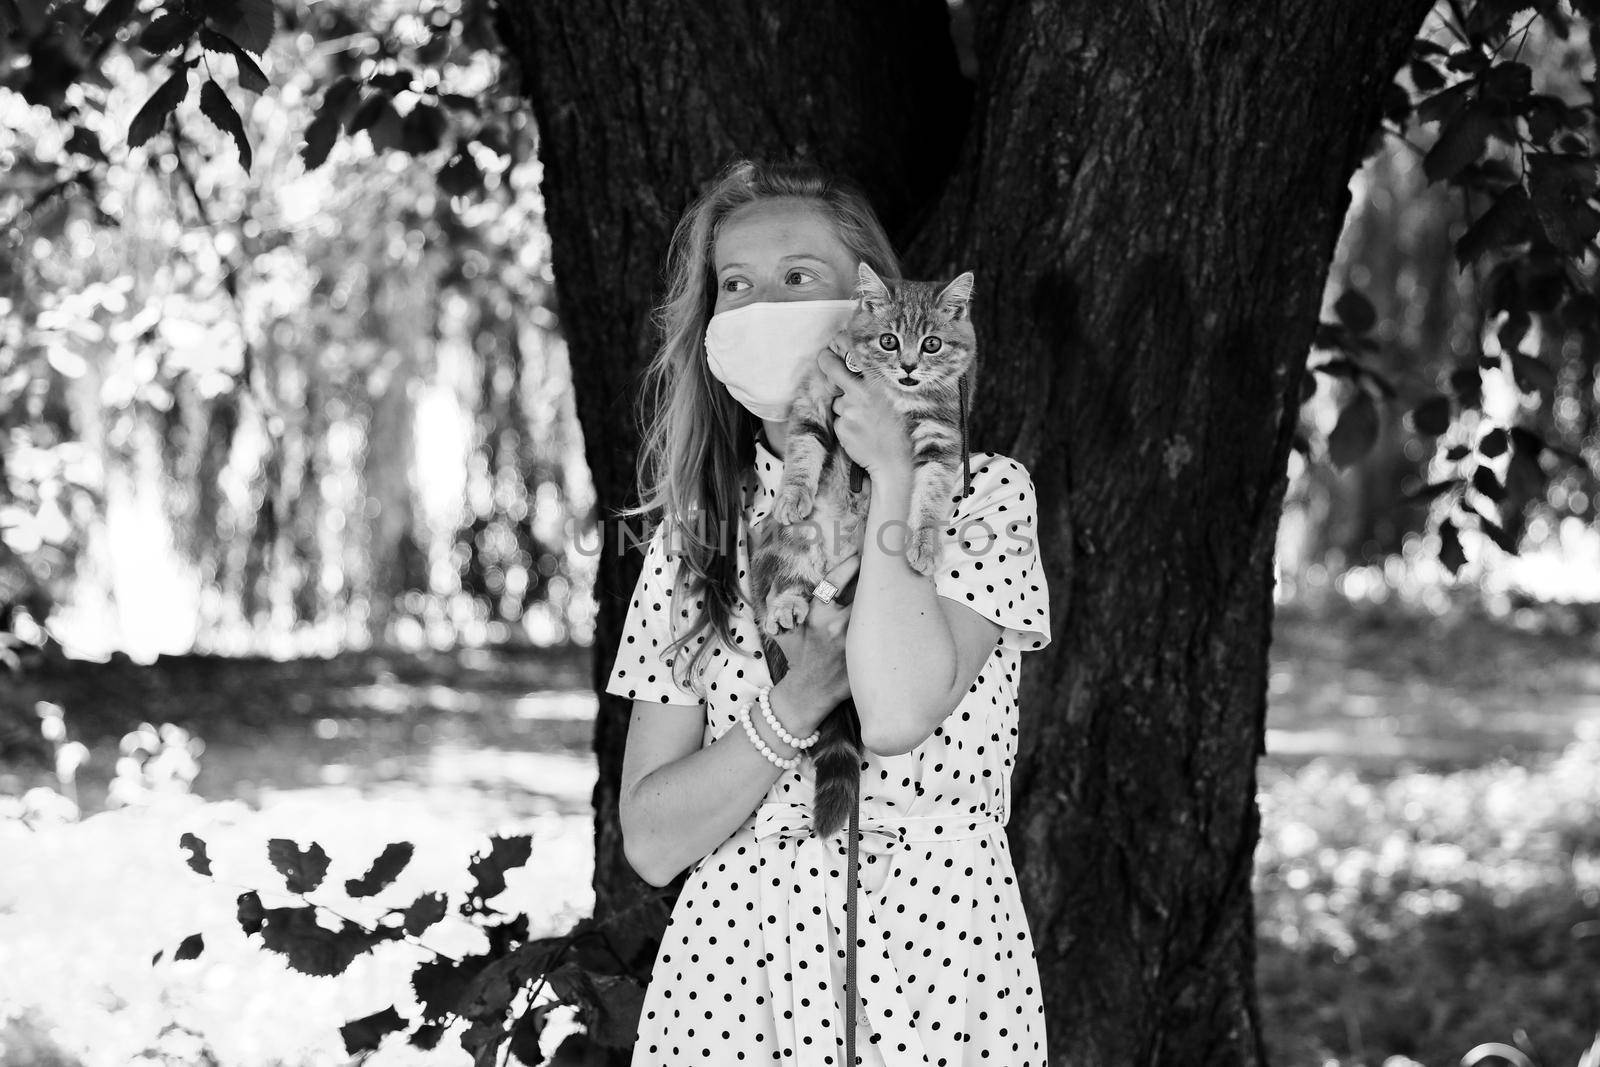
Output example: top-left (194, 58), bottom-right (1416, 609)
top-left (764, 591), bottom-right (811, 635)
top-left (905, 525), bottom-right (941, 577)
top-left (773, 485), bottom-right (815, 525)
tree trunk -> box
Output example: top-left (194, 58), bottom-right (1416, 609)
top-left (495, 1), bottom-right (1433, 1061)
top-left (493, 0), bottom-right (971, 923)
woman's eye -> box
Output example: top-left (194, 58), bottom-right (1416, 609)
top-left (921, 336), bottom-right (943, 353)
top-left (722, 278), bottom-right (749, 293)
top-left (785, 269), bottom-right (815, 285)
top-left (878, 333), bottom-right (899, 351)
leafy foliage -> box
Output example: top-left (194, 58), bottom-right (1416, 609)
top-left (0, 0), bottom-right (589, 650)
top-left (1256, 734), bottom-right (1600, 1066)
top-left (172, 828), bottom-right (664, 1063)
top-left (1294, 3), bottom-right (1600, 578)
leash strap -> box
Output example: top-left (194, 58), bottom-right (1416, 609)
top-left (773, 366), bottom-right (973, 1065)
top-left (845, 796), bottom-right (859, 1064)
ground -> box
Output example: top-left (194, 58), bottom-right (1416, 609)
top-left (1, 596), bottom-right (1597, 1066)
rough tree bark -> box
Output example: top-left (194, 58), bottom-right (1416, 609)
top-left (495, 1), bottom-right (1434, 1062)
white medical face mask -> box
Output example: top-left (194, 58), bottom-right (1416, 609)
top-left (704, 299), bottom-right (857, 420)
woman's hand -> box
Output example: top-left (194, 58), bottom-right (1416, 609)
top-left (768, 552), bottom-right (861, 736)
top-left (815, 341), bottom-right (913, 481)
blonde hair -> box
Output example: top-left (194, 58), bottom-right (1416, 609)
top-left (618, 157), bottom-right (902, 698)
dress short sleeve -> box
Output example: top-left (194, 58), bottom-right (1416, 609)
top-left (603, 521), bottom-right (705, 706)
top-left (933, 453), bottom-right (1052, 653)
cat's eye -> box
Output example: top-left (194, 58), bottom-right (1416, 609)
top-left (921, 337), bottom-right (943, 353)
top-left (878, 333), bottom-right (900, 351)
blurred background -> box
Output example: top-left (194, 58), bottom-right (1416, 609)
top-left (2, 2), bottom-right (1599, 1066)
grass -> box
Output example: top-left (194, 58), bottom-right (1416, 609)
top-left (1255, 732), bottom-right (1600, 1066)
top-left (2, 594), bottom-right (1598, 1065)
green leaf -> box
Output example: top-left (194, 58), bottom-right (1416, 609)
top-left (179, 831), bottom-right (213, 876)
top-left (139, 11), bottom-right (200, 54)
top-left (1445, 49), bottom-right (1490, 76)
top-left (586, 974), bottom-right (650, 1049)
top-left (401, 103), bottom-right (447, 154)
top-left (1479, 427), bottom-right (1509, 457)
top-left (1445, 444), bottom-right (1471, 461)
top-left (202, 0), bottom-right (275, 57)
top-left (1479, 514), bottom-right (1520, 554)
top-left (268, 838), bottom-right (330, 894)
top-left (259, 906), bottom-right (381, 976)
top-left (1472, 465), bottom-right (1507, 502)
top-left (369, 68), bottom-right (417, 94)
top-left (1478, 61), bottom-right (1532, 105)
top-left (199, 80), bottom-right (252, 172)
top-left (174, 932), bottom-right (205, 960)
top-left (1497, 307), bottom-right (1531, 355)
top-left (237, 890), bottom-right (264, 934)
top-left (1424, 103), bottom-right (1498, 184)
top-left (1409, 59), bottom-right (1445, 92)
top-left (348, 92), bottom-right (388, 133)
top-left (1506, 430), bottom-right (1547, 500)
top-left (403, 891), bottom-right (448, 936)
top-left (128, 66), bottom-right (190, 149)
top-left (300, 111), bottom-right (339, 169)
top-left (317, 75), bottom-right (361, 125)
top-left (1410, 395), bottom-right (1451, 435)
top-left (438, 151), bottom-right (482, 197)
top-left (65, 126), bottom-right (107, 162)
top-left (413, 953), bottom-right (493, 1021)
top-left (1333, 289), bottom-right (1377, 334)
top-left (1416, 80), bottom-right (1474, 125)
top-left (1509, 352), bottom-right (1556, 396)
top-left (367, 101), bottom-right (405, 152)
top-left (1528, 153), bottom-right (1600, 256)
top-left (465, 835), bottom-right (532, 912)
top-left (1522, 262), bottom-right (1566, 313)
top-left (508, 1003), bottom-right (548, 1064)
top-left (199, 28), bottom-right (268, 93)
top-left (340, 1006), bottom-right (407, 1055)
top-left (346, 842), bottom-right (415, 898)
top-left (1328, 391), bottom-right (1380, 471)
top-left (1438, 518), bottom-right (1467, 575)
top-left (410, 1024), bottom-right (446, 1050)
top-left (1455, 184), bottom-right (1537, 266)
top-left (1524, 94), bottom-right (1571, 146)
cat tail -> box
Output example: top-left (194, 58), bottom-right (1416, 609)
top-left (809, 698), bottom-right (862, 840)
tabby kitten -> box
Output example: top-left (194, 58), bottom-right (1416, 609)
top-left (751, 261), bottom-right (978, 840)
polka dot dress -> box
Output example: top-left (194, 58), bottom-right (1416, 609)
top-left (605, 433), bottom-right (1053, 1066)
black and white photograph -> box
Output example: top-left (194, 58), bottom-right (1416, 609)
top-left (2, 1), bottom-right (1599, 1065)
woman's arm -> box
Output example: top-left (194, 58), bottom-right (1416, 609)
top-left (619, 679), bottom-right (829, 887)
top-left (846, 463), bottom-right (1002, 756)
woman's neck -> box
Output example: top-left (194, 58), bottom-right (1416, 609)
top-left (759, 418), bottom-right (788, 460)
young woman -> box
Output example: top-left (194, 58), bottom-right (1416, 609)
top-left (606, 158), bottom-right (1052, 1066)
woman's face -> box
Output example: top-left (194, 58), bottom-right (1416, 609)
top-left (711, 197), bottom-right (859, 315)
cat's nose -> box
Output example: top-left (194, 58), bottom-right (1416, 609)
top-left (898, 362), bottom-right (917, 373)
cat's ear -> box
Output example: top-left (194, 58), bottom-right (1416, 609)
top-left (935, 271), bottom-right (976, 320)
top-left (855, 261), bottom-right (891, 311)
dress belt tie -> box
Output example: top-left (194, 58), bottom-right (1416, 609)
top-left (751, 800), bottom-right (1005, 1067)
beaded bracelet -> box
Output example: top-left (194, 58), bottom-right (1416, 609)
top-left (739, 698), bottom-right (800, 771)
top-left (758, 685), bottom-right (820, 750)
